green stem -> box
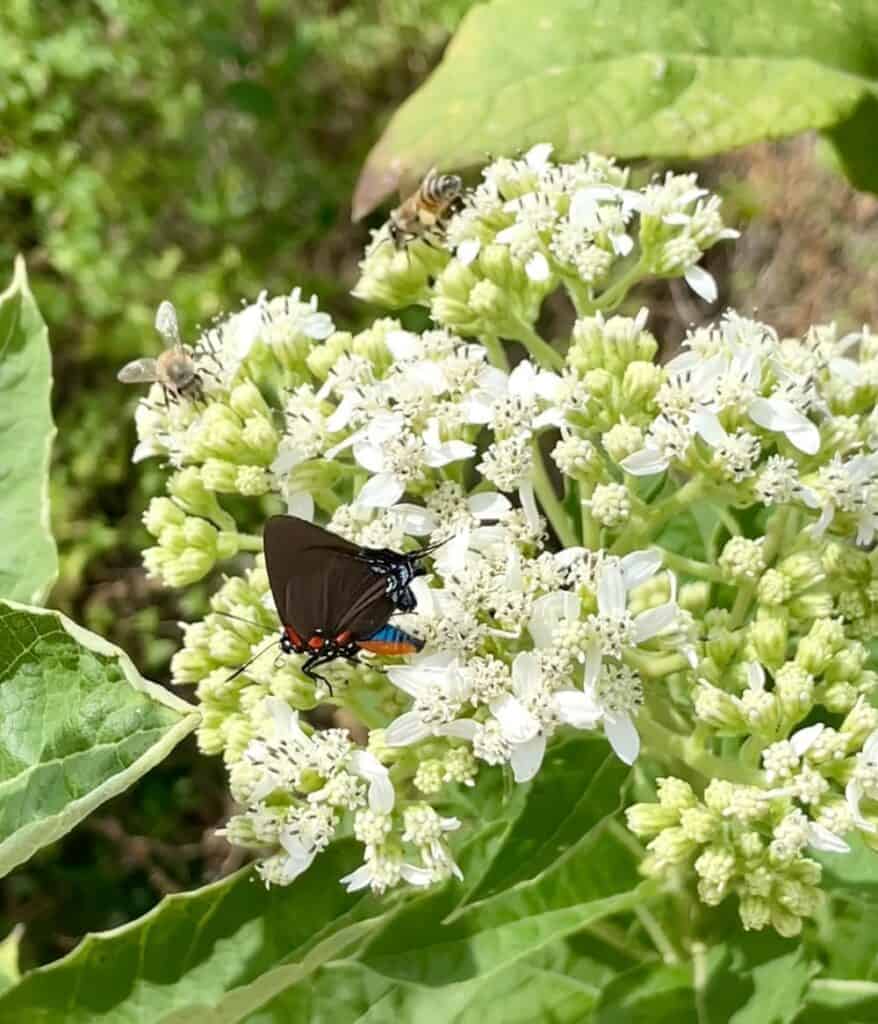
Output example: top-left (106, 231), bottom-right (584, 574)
top-left (626, 650), bottom-right (691, 681)
top-left (660, 550), bottom-right (724, 583)
top-left (728, 581), bottom-right (755, 630)
top-left (611, 478), bottom-right (707, 554)
top-left (562, 276), bottom-right (596, 317)
top-left (594, 258), bottom-right (647, 311)
top-left (531, 442), bottom-right (578, 547)
top-left (236, 534), bottom-right (264, 552)
top-left (508, 319), bottom-right (565, 370)
top-left (580, 500), bottom-right (602, 549)
top-left (638, 717), bottom-right (761, 785)
top-left (481, 332), bottom-right (510, 371)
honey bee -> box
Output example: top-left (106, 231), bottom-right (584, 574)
top-left (117, 301), bottom-right (203, 405)
top-left (388, 168), bottom-right (463, 249)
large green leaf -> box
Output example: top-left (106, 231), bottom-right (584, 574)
top-left (0, 256), bottom-right (57, 604)
top-left (0, 600), bottom-right (199, 877)
top-left (0, 726), bottom-right (644, 1021)
top-left (354, 0), bottom-right (878, 216)
top-left (453, 734), bottom-right (628, 907)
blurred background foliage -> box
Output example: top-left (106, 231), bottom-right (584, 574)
top-left (3, 0), bottom-right (878, 970)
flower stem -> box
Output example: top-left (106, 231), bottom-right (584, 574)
top-left (660, 550), bottom-right (724, 583)
top-left (508, 320), bottom-right (565, 371)
top-left (236, 534), bottom-right (264, 552)
top-left (594, 258), bottom-right (647, 311)
top-left (638, 716), bottom-right (761, 785)
top-left (481, 332), bottom-right (510, 371)
top-left (530, 442), bottom-right (578, 547)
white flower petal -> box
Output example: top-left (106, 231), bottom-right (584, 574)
top-left (789, 723), bottom-right (824, 757)
top-left (597, 562), bottom-right (626, 616)
top-left (748, 397), bottom-right (820, 455)
top-left (620, 448), bottom-right (669, 476)
top-left (400, 863), bottom-right (435, 887)
top-left (356, 472), bottom-right (406, 508)
top-left (632, 601), bottom-right (677, 643)
top-left (845, 779), bottom-right (875, 832)
top-left (525, 142), bottom-right (553, 168)
top-left (277, 833), bottom-right (318, 879)
top-left (424, 439), bottom-right (476, 467)
top-left (490, 694), bottom-right (540, 744)
top-left (621, 549), bottom-right (663, 590)
top-left (511, 734), bottom-right (547, 783)
top-left (386, 329), bottom-right (420, 361)
top-left (438, 719), bottom-right (479, 741)
top-left (385, 711), bottom-right (432, 746)
top-left (611, 231), bottom-right (633, 256)
top-left (604, 711), bottom-right (640, 764)
top-left (511, 651), bottom-right (541, 700)
top-left (806, 822), bottom-right (850, 854)
top-left (525, 252), bottom-right (550, 282)
top-left (519, 480), bottom-right (541, 531)
top-left (584, 639), bottom-right (602, 689)
top-left (353, 442), bottom-right (387, 474)
top-left (468, 491), bottom-right (512, 519)
top-left (691, 411), bottom-right (729, 447)
top-left (349, 750), bottom-right (395, 813)
top-left (457, 238), bottom-right (481, 265)
top-left (339, 864), bottom-right (372, 892)
top-left (555, 689), bottom-right (602, 729)
top-left (746, 662), bottom-right (766, 692)
top-left (390, 503), bottom-right (438, 536)
top-left (684, 264), bottom-right (718, 303)
top-left (286, 491), bottom-right (314, 520)
top-left (326, 393), bottom-right (358, 433)
top-left (529, 590), bottom-right (580, 648)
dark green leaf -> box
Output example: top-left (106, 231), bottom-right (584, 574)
top-left (826, 92), bottom-right (878, 194)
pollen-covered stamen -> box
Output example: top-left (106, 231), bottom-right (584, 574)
top-left (594, 662), bottom-right (644, 716)
top-left (585, 609), bottom-right (635, 659)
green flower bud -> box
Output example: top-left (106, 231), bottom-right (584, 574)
top-left (191, 404), bottom-right (247, 461)
top-left (589, 482), bottom-right (631, 527)
top-left (779, 551), bottom-right (825, 591)
top-left (469, 280), bottom-right (507, 320)
top-left (621, 361), bottom-right (662, 409)
top-left (841, 700), bottom-right (878, 748)
top-left (749, 613), bottom-right (788, 669)
top-left (582, 368), bottom-right (615, 401)
top-left (679, 806), bottom-right (719, 843)
top-left (552, 433), bottom-right (600, 478)
top-left (757, 569), bottom-right (790, 606)
top-left (678, 581), bottom-right (711, 614)
top-left (705, 626), bottom-right (741, 668)
top-left (603, 421), bottom-right (645, 462)
top-left (350, 317), bottom-right (400, 372)
top-left (414, 759), bottom-right (444, 794)
top-left (695, 682), bottom-right (746, 733)
top-left (774, 663), bottom-right (814, 723)
top-left (569, 311), bottom-right (658, 374)
top-left (143, 497), bottom-right (185, 538)
top-left (168, 467), bottom-right (236, 530)
top-left (789, 591), bottom-right (834, 622)
top-left (201, 458), bottom-right (241, 493)
top-left (704, 779), bottom-right (736, 814)
top-left (353, 236), bottom-right (441, 309)
top-left (769, 906), bottom-right (803, 938)
top-left (235, 466), bottom-right (272, 496)
top-left (657, 776), bottom-right (697, 812)
top-left (223, 713), bottom-right (255, 763)
top-left (306, 330), bottom-right (351, 380)
top-left (221, 813), bottom-right (263, 848)
top-left (735, 831), bottom-right (765, 861)
top-left (647, 826), bottom-right (698, 867)
top-left (241, 414), bottom-right (279, 463)
top-left (796, 618), bottom-right (845, 675)
top-left (820, 681), bottom-right (857, 714)
top-left (625, 802), bottom-right (680, 838)
top-left (719, 537), bottom-right (765, 581)
top-left (694, 847), bottom-right (735, 905)
top-left (230, 381), bottom-right (272, 420)
top-left (739, 896), bottom-right (771, 931)
top-left (443, 746), bottom-right (477, 786)
top-left (171, 646), bottom-right (215, 685)
top-left (196, 709), bottom-right (227, 755)
top-left (217, 531), bottom-right (242, 560)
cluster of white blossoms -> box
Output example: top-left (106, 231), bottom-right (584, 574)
top-left (129, 146), bottom-right (878, 937)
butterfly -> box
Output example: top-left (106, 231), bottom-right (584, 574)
top-left (237, 515), bottom-right (438, 688)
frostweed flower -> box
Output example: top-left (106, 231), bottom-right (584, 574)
top-left (125, 145), bottom-right (878, 935)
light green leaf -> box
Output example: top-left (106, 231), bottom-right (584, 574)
top-left (354, 0), bottom-right (878, 216)
top-left (0, 256), bottom-right (57, 604)
top-left (0, 600), bottom-right (199, 878)
top-left (0, 925), bottom-right (23, 995)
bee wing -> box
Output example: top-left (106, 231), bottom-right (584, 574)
top-left (117, 357), bottom-right (159, 384)
top-left (155, 301), bottom-right (182, 350)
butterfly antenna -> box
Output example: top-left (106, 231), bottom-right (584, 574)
top-left (226, 636), bottom-right (280, 682)
top-left (415, 534), bottom-right (452, 558)
top-left (211, 609), bottom-right (271, 630)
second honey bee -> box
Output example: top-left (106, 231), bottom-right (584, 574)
top-left (388, 168), bottom-right (463, 249)
top-left (117, 301), bottom-right (203, 405)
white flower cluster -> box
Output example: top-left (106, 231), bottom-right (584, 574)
top-left (127, 147), bottom-right (878, 936)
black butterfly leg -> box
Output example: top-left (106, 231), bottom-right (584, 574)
top-left (301, 652), bottom-right (337, 695)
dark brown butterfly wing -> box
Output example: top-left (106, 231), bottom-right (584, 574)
top-left (264, 515), bottom-right (397, 640)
